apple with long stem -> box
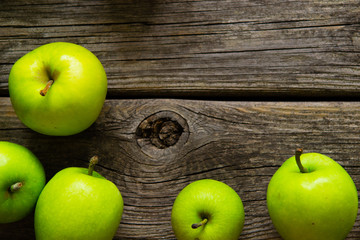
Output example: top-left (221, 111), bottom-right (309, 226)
top-left (267, 148), bottom-right (358, 240)
top-left (8, 42), bottom-right (107, 136)
top-left (0, 141), bottom-right (45, 223)
top-left (171, 179), bottom-right (245, 240)
top-left (34, 156), bottom-right (123, 240)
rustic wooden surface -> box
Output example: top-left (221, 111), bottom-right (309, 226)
top-left (1, 0), bottom-right (360, 99)
top-left (1, 0), bottom-right (360, 239)
top-left (1, 98), bottom-right (360, 239)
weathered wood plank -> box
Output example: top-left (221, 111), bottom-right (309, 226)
top-left (0, 97), bottom-right (360, 239)
top-left (0, 0), bottom-right (359, 99)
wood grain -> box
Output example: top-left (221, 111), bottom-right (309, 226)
top-left (1, 1), bottom-right (360, 239)
top-left (0, 97), bottom-right (360, 239)
top-left (0, 0), bottom-right (359, 99)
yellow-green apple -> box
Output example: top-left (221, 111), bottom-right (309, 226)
top-left (171, 179), bottom-right (245, 240)
top-left (267, 148), bottom-right (358, 240)
top-left (0, 141), bottom-right (45, 223)
top-left (8, 42), bottom-right (107, 136)
top-left (34, 156), bottom-right (123, 240)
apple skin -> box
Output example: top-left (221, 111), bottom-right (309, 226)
top-left (267, 152), bottom-right (358, 240)
top-left (0, 141), bottom-right (46, 223)
top-left (34, 165), bottom-right (123, 240)
top-left (8, 42), bottom-right (107, 136)
top-left (171, 179), bottom-right (245, 240)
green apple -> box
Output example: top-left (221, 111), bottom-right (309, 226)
top-left (171, 179), bottom-right (245, 240)
top-left (0, 141), bottom-right (45, 223)
top-left (267, 148), bottom-right (358, 240)
top-left (34, 156), bottom-right (123, 240)
top-left (8, 42), bottom-right (107, 136)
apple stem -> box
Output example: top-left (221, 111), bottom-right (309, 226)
top-left (40, 80), bottom-right (54, 96)
top-left (295, 148), bottom-right (308, 173)
top-left (9, 182), bottom-right (23, 193)
top-left (88, 156), bottom-right (99, 176)
top-left (192, 218), bottom-right (208, 229)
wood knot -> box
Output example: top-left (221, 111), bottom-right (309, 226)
top-left (137, 117), bottom-right (183, 149)
top-left (136, 111), bottom-right (189, 157)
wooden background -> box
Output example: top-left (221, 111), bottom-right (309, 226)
top-left (0, 0), bottom-right (360, 239)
